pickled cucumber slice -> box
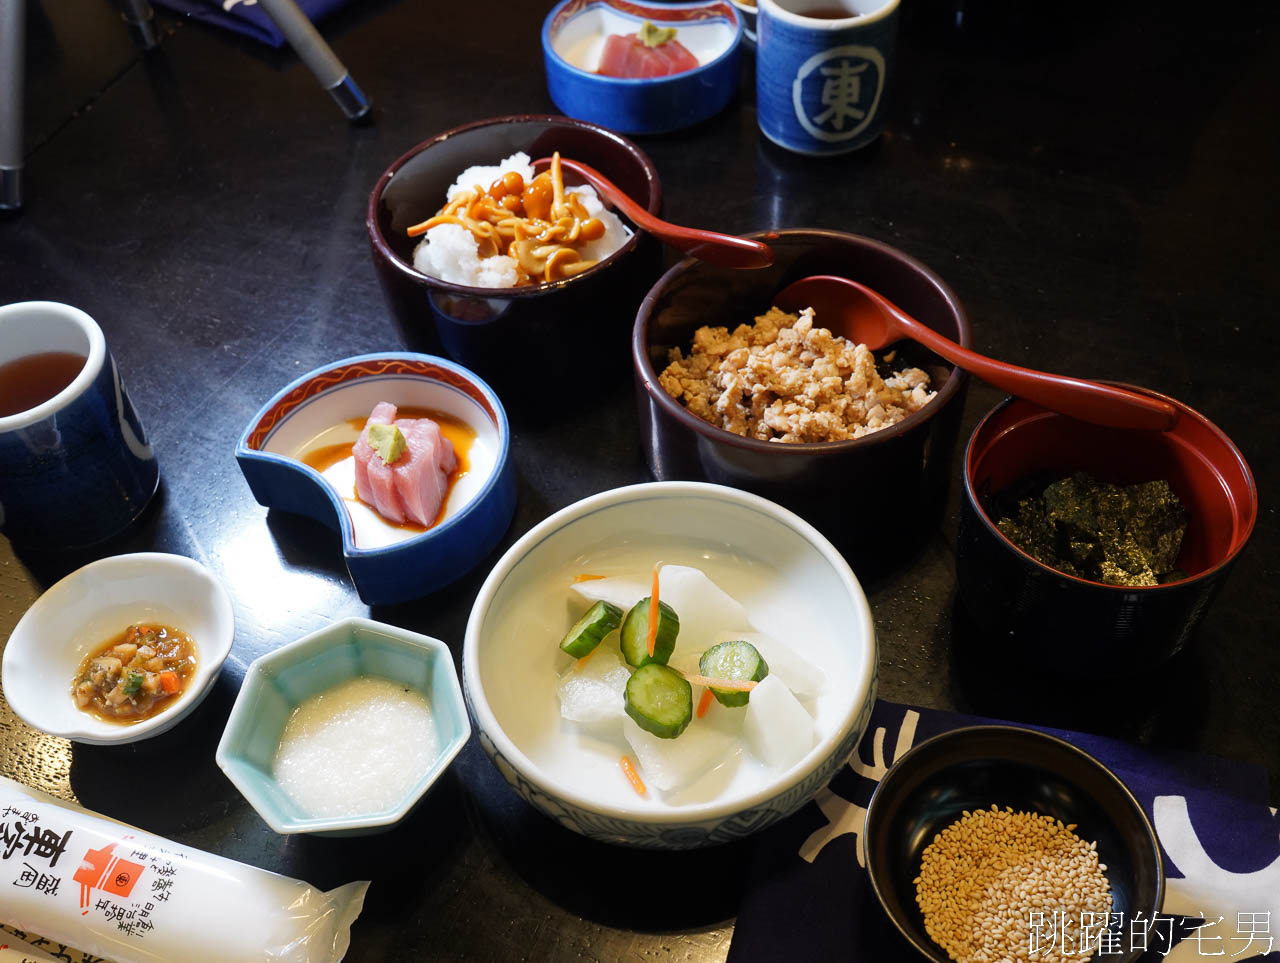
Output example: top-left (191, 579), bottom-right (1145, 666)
top-left (619, 597), bottom-right (679, 668)
top-left (624, 663), bottom-right (693, 739)
top-left (558, 601), bottom-right (623, 658)
top-left (698, 640), bottom-right (768, 707)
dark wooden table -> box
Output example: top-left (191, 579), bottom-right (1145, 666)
top-left (2, 1), bottom-right (1277, 960)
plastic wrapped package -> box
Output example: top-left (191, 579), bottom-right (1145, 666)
top-left (0, 777), bottom-right (369, 963)
top-left (0, 932), bottom-right (63, 962)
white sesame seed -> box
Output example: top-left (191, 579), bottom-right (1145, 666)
top-left (914, 808), bottom-right (1112, 963)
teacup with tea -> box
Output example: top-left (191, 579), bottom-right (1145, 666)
top-left (0, 301), bottom-right (158, 548)
top-left (756, 0), bottom-right (900, 155)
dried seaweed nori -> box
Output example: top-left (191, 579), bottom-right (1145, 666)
top-left (995, 472), bottom-right (1188, 586)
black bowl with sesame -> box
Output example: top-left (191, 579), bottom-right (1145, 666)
top-left (863, 725), bottom-right (1164, 963)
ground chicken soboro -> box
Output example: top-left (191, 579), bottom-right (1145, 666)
top-left (658, 307), bottom-right (935, 443)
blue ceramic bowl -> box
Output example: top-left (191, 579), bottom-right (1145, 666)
top-left (235, 353), bottom-right (516, 606)
top-left (543, 0), bottom-right (744, 135)
top-left (216, 617), bottom-right (471, 836)
top-left (730, 0), bottom-right (757, 46)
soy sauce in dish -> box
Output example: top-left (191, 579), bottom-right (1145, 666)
top-left (71, 623), bottom-right (198, 724)
top-left (0, 352), bottom-right (86, 417)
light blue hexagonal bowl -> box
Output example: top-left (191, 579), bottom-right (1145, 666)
top-left (216, 617), bottom-right (470, 836)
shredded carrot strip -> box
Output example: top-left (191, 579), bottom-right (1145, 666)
top-left (682, 673), bottom-right (758, 692)
top-left (646, 561), bottom-right (661, 657)
top-left (696, 688), bottom-right (714, 718)
top-left (571, 573), bottom-right (606, 583)
top-left (620, 755), bottom-right (647, 796)
top-left (573, 648), bottom-right (597, 672)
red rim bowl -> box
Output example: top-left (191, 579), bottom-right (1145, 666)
top-left (957, 387), bottom-right (1257, 666)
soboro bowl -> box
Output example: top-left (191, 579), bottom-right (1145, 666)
top-left (633, 228), bottom-right (970, 575)
top-left (864, 725), bottom-right (1164, 963)
top-left (367, 115), bottom-right (662, 392)
top-left (957, 389), bottom-right (1257, 669)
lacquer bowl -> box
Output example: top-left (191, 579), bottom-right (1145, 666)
top-left (543, 0), bottom-right (744, 134)
top-left (216, 617), bottom-right (471, 836)
top-left (2, 553), bottom-right (235, 745)
top-left (956, 389), bottom-right (1257, 669)
top-left (366, 115), bottom-right (662, 391)
top-left (235, 353), bottom-right (516, 606)
top-left (463, 481), bottom-right (877, 849)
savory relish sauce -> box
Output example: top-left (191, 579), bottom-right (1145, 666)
top-left (300, 408), bottom-right (476, 540)
top-left (71, 624), bottom-right (198, 724)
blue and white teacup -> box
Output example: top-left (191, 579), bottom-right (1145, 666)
top-left (756, 0), bottom-right (899, 155)
top-left (0, 302), bottom-right (158, 548)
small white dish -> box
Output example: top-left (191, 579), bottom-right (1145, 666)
top-left (2, 553), bottom-right (235, 745)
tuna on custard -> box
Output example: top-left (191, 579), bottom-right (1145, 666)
top-left (352, 402), bottom-right (458, 527)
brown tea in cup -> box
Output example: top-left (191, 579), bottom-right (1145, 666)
top-left (0, 351), bottom-right (86, 417)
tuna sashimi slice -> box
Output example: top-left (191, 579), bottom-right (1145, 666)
top-left (352, 402), bottom-right (405, 523)
top-left (391, 416), bottom-right (457, 527)
top-left (652, 39), bottom-right (698, 75)
top-left (352, 403), bottom-right (391, 505)
top-left (597, 31), bottom-right (699, 79)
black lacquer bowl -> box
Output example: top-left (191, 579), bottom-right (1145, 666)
top-left (367, 115), bottom-right (663, 391)
top-left (864, 725), bottom-right (1164, 963)
top-left (957, 391), bottom-right (1257, 670)
top-left (633, 229), bottom-right (970, 576)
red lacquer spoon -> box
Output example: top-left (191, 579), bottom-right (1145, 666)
top-left (776, 275), bottom-right (1179, 431)
top-left (533, 156), bottom-right (773, 269)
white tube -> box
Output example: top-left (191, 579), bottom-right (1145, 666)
top-left (0, 934), bottom-right (62, 962)
top-left (0, 777), bottom-right (369, 963)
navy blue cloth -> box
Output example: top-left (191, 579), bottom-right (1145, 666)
top-left (729, 700), bottom-right (1280, 963)
top-left (150, 0), bottom-right (352, 47)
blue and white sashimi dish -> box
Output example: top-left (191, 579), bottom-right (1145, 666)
top-left (236, 353), bottom-right (516, 606)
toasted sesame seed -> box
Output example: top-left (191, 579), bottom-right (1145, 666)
top-left (914, 808), bottom-right (1112, 963)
